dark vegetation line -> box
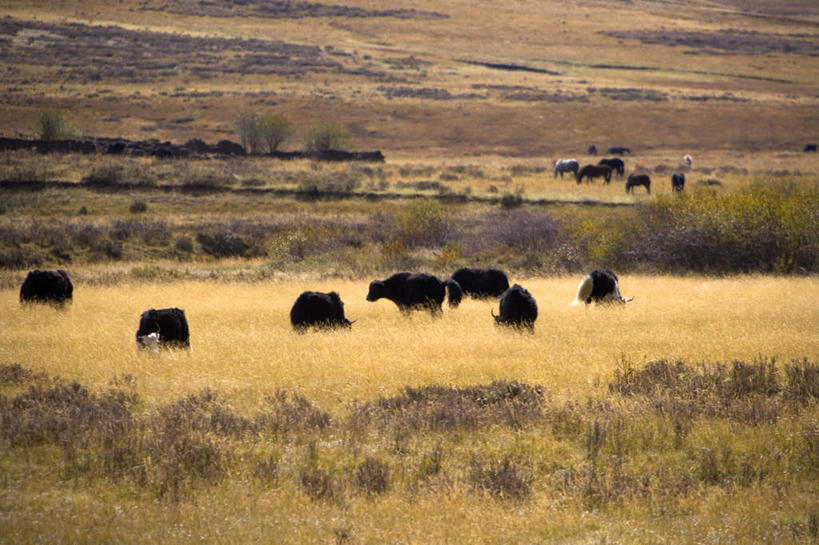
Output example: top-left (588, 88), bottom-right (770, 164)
top-left (542, 56), bottom-right (796, 84)
top-left (0, 179), bottom-right (635, 208)
top-left (459, 60), bottom-right (561, 75)
top-left (1, 358), bottom-right (817, 504)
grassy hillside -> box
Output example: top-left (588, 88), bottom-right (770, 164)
top-left (1, 0), bottom-right (818, 156)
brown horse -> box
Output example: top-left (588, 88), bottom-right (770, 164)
top-left (626, 173), bottom-right (651, 194)
top-left (576, 164), bottom-right (612, 184)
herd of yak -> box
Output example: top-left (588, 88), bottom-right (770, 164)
top-left (18, 267), bottom-right (631, 350)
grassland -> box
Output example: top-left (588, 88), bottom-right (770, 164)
top-left (2, 277), bottom-right (819, 544)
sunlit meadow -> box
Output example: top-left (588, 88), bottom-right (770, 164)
top-left (2, 275), bottom-right (816, 414)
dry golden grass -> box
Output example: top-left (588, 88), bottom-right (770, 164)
top-left (1, 276), bottom-right (818, 544)
top-left (2, 275), bottom-right (816, 414)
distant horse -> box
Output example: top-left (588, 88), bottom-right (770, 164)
top-left (684, 154), bottom-right (692, 167)
top-left (554, 159), bottom-right (579, 179)
top-left (598, 157), bottom-right (624, 176)
top-left (626, 173), bottom-right (651, 194)
top-left (607, 147), bottom-right (631, 155)
top-left (671, 172), bottom-right (685, 192)
top-left (588, 144), bottom-right (597, 155)
top-left (576, 164), bottom-right (612, 184)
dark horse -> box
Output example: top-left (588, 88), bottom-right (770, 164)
top-left (671, 172), bottom-right (685, 192)
top-left (626, 173), bottom-right (651, 194)
top-left (576, 164), bottom-right (612, 184)
top-left (598, 158), bottom-right (624, 176)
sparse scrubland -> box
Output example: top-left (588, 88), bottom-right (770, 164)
top-left (2, 0), bottom-right (819, 542)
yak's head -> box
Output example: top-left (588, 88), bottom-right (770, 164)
top-left (136, 332), bottom-right (160, 352)
top-left (366, 280), bottom-right (384, 302)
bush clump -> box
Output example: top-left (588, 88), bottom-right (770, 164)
top-left (196, 231), bottom-right (249, 258)
top-left (304, 123), bottom-right (350, 154)
top-left (36, 110), bottom-right (78, 141)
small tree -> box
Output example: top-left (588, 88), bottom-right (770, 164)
top-left (235, 112), bottom-right (262, 154)
top-left (304, 123), bottom-right (350, 154)
top-left (236, 111), bottom-right (292, 154)
top-left (258, 113), bottom-right (291, 153)
top-left (37, 110), bottom-right (76, 141)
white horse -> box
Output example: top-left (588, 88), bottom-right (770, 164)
top-left (684, 154), bottom-right (692, 168)
top-left (554, 159), bottom-right (579, 179)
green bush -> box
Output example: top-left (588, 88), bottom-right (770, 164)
top-left (632, 182), bottom-right (819, 273)
top-left (236, 111), bottom-right (291, 153)
top-left (394, 198), bottom-right (452, 248)
top-left (304, 123), bottom-right (350, 153)
top-left (36, 110), bottom-right (78, 141)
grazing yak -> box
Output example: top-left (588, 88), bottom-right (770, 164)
top-left (367, 272), bottom-right (462, 315)
top-left (626, 173), bottom-right (651, 194)
top-left (804, 144), bottom-right (816, 153)
top-left (577, 164), bottom-right (612, 184)
top-left (136, 308), bottom-right (190, 350)
top-left (450, 267), bottom-right (509, 299)
top-left (598, 158), bottom-right (624, 176)
top-left (492, 284), bottom-right (538, 331)
top-left (19, 269), bottom-right (73, 306)
top-left (671, 172), bottom-right (685, 192)
top-left (571, 270), bottom-right (632, 306)
top-left (290, 291), bottom-right (352, 331)
top-left (588, 144), bottom-right (597, 155)
top-left (553, 159), bottom-right (579, 179)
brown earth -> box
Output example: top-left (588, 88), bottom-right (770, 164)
top-left (1, 0), bottom-right (817, 160)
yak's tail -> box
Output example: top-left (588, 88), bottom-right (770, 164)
top-left (571, 274), bottom-right (593, 306)
top-left (446, 278), bottom-right (463, 308)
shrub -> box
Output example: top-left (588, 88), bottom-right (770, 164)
top-left (304, 123), bottom-right (350, 153)
top-left (633, 183), bottom-right (819, 273)
top-left (258, 113), bottom-right (291, 152)
top-left (36, 110), bottom-right (78, 141)
top-left (355, 457), bottom-right (390, 496)
top-left (174, 236), bottom-right (194, 253)
top-left (500, 187), bottom-right (524, 209)
top-left (129, 200), bottom-right (148, 214)
top-left (196, 231), bottom-right (248, 257)
top-left (394, 198), bottom-right (452, 248)
top-left (236, 111), bottom-right (291, 154)
top-left (469, 454), bottom-right (533, 502)
top-left (296, 169), bottom-right (362, 196)
top-left (236, 112), bottom-right (262, 153)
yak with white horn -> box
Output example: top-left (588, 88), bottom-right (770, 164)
top-left (571, 270), bottom-right (632, 306)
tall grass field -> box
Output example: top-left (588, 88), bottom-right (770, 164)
top-left (2, 276), bottom-right (818, 543)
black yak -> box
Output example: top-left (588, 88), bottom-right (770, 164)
top-left (136, 308), bottom-right (190, 350)
top-left (19, 269), bottom-right (73, 306)
top-left (366, 272), bottom-right (462, 315)
top-left (450, 267), bottom-right (509, 299)
top-left (290, 291), bottom-right (352, 331)
top-left (571, 270), bottom-right (632, 305)
top-left (492, 284), bottom-right (538, 331)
